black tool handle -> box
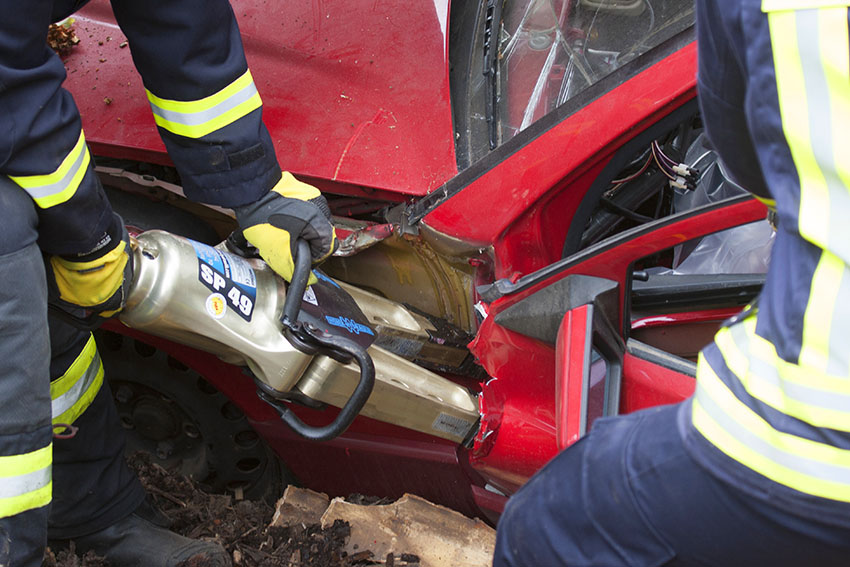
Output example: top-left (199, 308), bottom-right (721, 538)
top-left (260, 328), bottom-right (375, 442)
top-left (265, 238), bottom-right (376, 441)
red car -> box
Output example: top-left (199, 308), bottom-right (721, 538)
top-left (62, 0), bottom-right (770, 523)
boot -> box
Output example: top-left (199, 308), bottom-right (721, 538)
top-left (66, 513), bottom-right (231, 567)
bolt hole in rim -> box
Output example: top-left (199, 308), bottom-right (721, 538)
top-left (96, 330), bottom-right (285, 499)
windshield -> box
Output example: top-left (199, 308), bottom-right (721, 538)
top-left (454, 0), bottom-right (695, 165)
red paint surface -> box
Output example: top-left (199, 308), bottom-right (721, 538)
top-left (469, 318), bottom-right (559, 493)
top-left (555, 305), bottom-right (591, 450)
top-left (470, 200), bottom-right (767, 489)
top-left (423, 43), bottom-right (699, 280)
top-left (64, 0), bottom-right (457, 197)
top-left (620, 351), bottom-right (695, 412)
top-left (631, 307), bottom-right (744, 329)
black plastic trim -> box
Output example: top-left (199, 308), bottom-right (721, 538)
top-left (626, 338), bottom-right (697, 378)
top-left (631, 273), bottom-right (765, 312)
top-left (478, 194), bottom-right (753, 302)
top-left (561, 99), bottom-right (699, 256)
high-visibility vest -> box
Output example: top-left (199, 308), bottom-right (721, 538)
top-left (690, 0), bottom-right (850, 507)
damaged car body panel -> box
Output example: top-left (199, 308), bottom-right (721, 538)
top-left (58, 0), bottom-right (771, 524)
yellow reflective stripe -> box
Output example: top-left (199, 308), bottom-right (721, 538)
top-left (147, 70), bottom-right (254, 113)
top-left (763, 0), bottom-right (850, 11)
top-left (0, 445), bottom-right (51, 477)
top-left (715, 318), bottom-right (850, 430)
top-left (50, 334), bottom-right (103, 425)
top-left (753, 194), bottom-right (777, 208)
top-left (770, 10), bottom-right (831, 249)
top-left (694, 357), bottom-right (850, 502)
top-left (146, 70), bottom-right (262, 138)
top-left (770, 8), bottom-right (850, 370)
top-left (800, 251), bottom-right (843, 370)
top-left (8, 130), bottom-right (91, 209)
top-left (822, 8), bottom-right (850, 193)
top-left (0, 481), bottom-right (52, 518)
top-left (0, 445), bottom-right (52, 517)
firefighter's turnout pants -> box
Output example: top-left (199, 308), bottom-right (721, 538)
top-left (494, 0), bottom-right (850, 565)
top-left (1, 0), bottom-right (282, 561)
top-left (0, 178), bottom-right (144, 567)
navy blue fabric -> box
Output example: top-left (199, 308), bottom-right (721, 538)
top-left (110, 0), bottom-right (281, 207)
top-left (1, 0), bottom-right (280, 252)
top-left (46, 319), bottom-right (145, 539)
top-left (493, 405), bottom-right (850, 567)
top-left (0, 189), bottom-right (52, 567)
top-left (0, 0), bottom-right (115, 256)
top-left (686, 0), bottom-right (850, 514)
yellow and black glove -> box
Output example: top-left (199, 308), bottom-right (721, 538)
top-left (45, 213), bottom-right (133, 319)
top-left (233, 172), bottom-right (337, 283)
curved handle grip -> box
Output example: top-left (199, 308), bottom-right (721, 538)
top-left (266, 238), bottom-right (376, 441)
top-left (260, 329), bottom-right (375, 442)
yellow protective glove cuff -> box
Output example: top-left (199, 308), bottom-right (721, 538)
top-left (50, 243), bottom-right (129, 308)
top-left (272, 171), bottom-right (322, 201)
top-left (243, 223), bottom-right (318, 286)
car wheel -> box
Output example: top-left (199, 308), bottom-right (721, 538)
top-left (94, 329), bottom-right (291, 501)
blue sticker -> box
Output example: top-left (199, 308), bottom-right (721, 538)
top-left (325, 315), bottom-right (374, 336)
top-left (191, 240), bottom-right (257, 322)
top-left (313, 270), bottom-right (341, 288)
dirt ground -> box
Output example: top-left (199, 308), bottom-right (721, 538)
top-left (42, 453), bottom-right (404, 567)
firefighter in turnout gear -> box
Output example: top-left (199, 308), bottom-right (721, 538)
top-left (493, 1), bottom-right (850, 565)
top-left (0, 1), bottom-right (335, 566)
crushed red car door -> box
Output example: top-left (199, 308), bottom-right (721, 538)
top-left (554, 284), bottom-right (624, 451)
top-left (469, 195), bottom-right (767, 497)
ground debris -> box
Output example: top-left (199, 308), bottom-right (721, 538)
top-left (47, 19), bottom-right (80, 54)
top-left (42, 544), bottom-right (108, 567)
top-left (43, 453), bottom-right (387, 567)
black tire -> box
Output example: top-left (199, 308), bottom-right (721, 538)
top-left (95, 329), bottom-right (292, 501)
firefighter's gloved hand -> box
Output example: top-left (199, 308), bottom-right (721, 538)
top-left (233, 171), bottom-right (337, 283)
top-left (45, 213), bottom-right (133, 318)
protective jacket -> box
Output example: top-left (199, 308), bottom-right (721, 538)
top-left (1, 0), bottom-right (281, 258)
top-left (0, 2), bottom-right (282, 565)
top-left (684, 0), bottom-right (850, 526)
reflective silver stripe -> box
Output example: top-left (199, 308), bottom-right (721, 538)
top-left (828, 263), bottom-right (850, 375)
top-left (695, 379), bottom-right (850, 484)
top-left (729, 323), bottom-right (850, 414)
top-left (791, 10), bottom-right (850, 372)
top-left (0, 466), bottom-right (51, 499)
top-left (51, 351), bottom-right (101, 418)
top-left (796, 10), bottom-right (850, 262)
top-left (22, 146), bottom-right (87, 201)
top-left (148, 81), bottom-right (259, 128)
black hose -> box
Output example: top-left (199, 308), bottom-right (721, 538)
top-left (268, 238), bottom-right (377, 441)
top-left (281, 239), bottom-right (312, 329)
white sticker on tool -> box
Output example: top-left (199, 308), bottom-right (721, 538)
top-left (302, 286), bottom-right (318, 306)
top-left (205, 293), bottom-right (227, 319)
top-left (432, 413), bottom-right (474, 438)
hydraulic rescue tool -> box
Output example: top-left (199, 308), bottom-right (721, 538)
top-left (113, 230), bottom-right (480, 444)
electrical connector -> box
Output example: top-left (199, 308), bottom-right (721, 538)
top-left (673, 163), bottom-right (699, 178)
top-left (669, 175), bottom-right (696, 191)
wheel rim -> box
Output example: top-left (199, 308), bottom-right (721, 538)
top-left (96, 330), bottom-right (282, 499)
